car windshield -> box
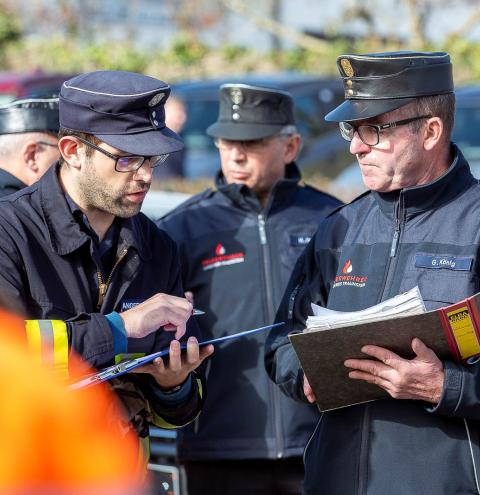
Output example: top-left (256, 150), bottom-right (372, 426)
top-left (452, 103), bottom-right (480, 162)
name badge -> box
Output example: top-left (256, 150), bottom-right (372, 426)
top-left (120, 299), bottom-right (144, 311)
top-left (414, 254), bottom-right (473, 271)
top-left (290, 235), bottom-right (312, 247)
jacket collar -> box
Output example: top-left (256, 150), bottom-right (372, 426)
top-left (0, 168), bottom-right (26, 193)
top-left (373, 144), bottom-right (475, 218)
top-left (38, 162), bottom-right (150, 259)
top-left (214, 162), bottom-right (302, 213)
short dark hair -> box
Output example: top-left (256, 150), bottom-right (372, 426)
top-left (407, 93), bottom-right (456, 143)
top-left (57, 127), bottom-right (101, 164)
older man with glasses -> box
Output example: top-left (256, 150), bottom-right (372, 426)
top-left (0, 96), bottom-right (60, 198)
top-left (0, 71), bottom-right (212, 465)
top-left (158, 84), bottom-right (341, 495)
top-left (266, 51), bottom-right (480, 495)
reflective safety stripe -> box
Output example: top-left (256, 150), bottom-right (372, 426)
top-left (25, 320), bottom-right (69, 380)
top-left (151, 377), bottom-right (204, 429)
top-left (138, 436), bottom-right (149, 471)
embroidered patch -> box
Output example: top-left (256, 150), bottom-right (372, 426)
top-left (332, 259), bottom-right (369, 289)
top-left (414, 254), bottom-right (473, 271)
top-left (201, 243), bottom-right (245, 271)
top-left (290, 235), bottom-right (312, 247)
top-left (120, 299), bottom-right (144, 311)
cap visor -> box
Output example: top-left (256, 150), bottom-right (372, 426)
top-left (207, 122), bottom-right (285, 140)
top-left (95, 126), bottom-right (183, 156)
top-left (325, 98), bottom-right (416, 122)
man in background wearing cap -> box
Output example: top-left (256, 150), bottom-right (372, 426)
top-left (0, 96), bottom-right (59, 197)
top-left (266, 51), bottom-right (480, 494)
top-left (0, 71), bottom-right (213, 458)
top-left (159, 84), bottom-right (341, 494)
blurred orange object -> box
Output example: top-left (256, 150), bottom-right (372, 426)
top-left (0, 309), bottom-right (147, 495)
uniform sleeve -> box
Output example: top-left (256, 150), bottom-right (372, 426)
top-left (0, 227), bottom-right (117, 369)
top-left (428, 359), bottom-right (480, 421)
top-left (265, 234), bottom-right (329, 403)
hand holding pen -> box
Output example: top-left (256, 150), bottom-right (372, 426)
top-left (119, 293), bottom-right (200, 340)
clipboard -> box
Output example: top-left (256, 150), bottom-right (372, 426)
top-left (69, 322), bottom-right (284, 390)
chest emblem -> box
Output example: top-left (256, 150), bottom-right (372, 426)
top-left (202, 243), bottom-right (245, 271)
top-left (332, 259), bottom-right (369, 289)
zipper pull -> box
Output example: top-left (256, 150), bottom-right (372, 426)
top-left (258, 214), bottom-right (267, 245)
top-left (97, 282), bottom-right (107, 309)
top-left (390, 228), bottom-right (400, 257)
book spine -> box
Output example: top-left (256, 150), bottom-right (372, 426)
top-left (439, 299), bottom-right (480, 362)
top-left (438, 304), bottom-right (462, 363)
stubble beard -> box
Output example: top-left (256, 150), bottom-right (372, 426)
top-left (78, 159), bottom-right (145, 218)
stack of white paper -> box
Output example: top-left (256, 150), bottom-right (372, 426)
top-left (306, 286), bottom-right (426, 331)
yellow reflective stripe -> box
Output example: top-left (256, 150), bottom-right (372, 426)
top-left (138, 436), bottom-right (149, 470)
top-left (151, 377), bottom-right (204, 429)
top-left (24, 320), bottom-right (69, 380)
top-left (25, 320), bottom-right (42, 367)
top-left (51, 320), bottom-right (69, 380)
top-left (151, 413), bottom-right (181, 430)
top-left (115, 352), bottom-right (145, 364)
top-left (197, 377), bottom-right (203, 399)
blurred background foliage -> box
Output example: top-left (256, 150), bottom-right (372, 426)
top-left (0, 0), bottom-right (479, 83)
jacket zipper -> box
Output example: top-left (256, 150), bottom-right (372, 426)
top-left (96, 247), bottom-right (129, 309)
top-left (358, 196), bottom-right (403, 493)
top-left (258, 212), bottom-right (284, 459)
top-left (378, 193), bottom-right (403, 303)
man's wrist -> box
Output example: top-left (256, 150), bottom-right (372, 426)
top-left (105, 312), bottom-right (128, 355)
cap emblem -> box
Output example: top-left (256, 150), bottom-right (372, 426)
top-left (230, 87), bottom-right (243, 105)
top-left (340, 59), bottom-right (354, 77)
top-left (148, 93), bottom-right (165, 107)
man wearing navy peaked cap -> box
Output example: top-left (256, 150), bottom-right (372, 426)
top-left (0, 70), bottom-right (212, 461)
top-left (0, 96), bottom-right (60, 197)
top-left (266, 52), bottom-right (480, 494)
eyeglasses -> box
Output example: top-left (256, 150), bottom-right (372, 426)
top-left (339, 115), bottom-right (432, 146)
top-left (214, 133), bottom-right (293, 154)
top-left (36, 141), bottom-right (58, 149)
top-left (74, 136), bottom-right (170, 173)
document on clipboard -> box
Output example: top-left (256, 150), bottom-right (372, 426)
top-left (69, 322), bottom-right (284, 391)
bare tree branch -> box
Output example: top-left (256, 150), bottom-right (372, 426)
top-left (220, 0), bottom-right (329, 52)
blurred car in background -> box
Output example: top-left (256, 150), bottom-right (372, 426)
top-left (0, 70), bottom-right (73, 104)
top-left (170, 73), bottom-right (351, 179)
top-left (452, 85), bottom-right (480, 178)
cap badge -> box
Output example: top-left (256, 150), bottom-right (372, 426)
top-left (230, 87), bottom-right (243, 105)
top-left (148, 93), bottom-right (165, 107)
top-left (340, 59), bottom-right (354, 77)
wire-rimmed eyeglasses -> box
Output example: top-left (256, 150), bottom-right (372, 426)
top-left (339, 115), bottom-right (432, 146)
top-left (75, 136), bottom-right (170, 172)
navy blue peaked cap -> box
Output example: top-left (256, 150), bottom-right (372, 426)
top-left (59, 70), bottom-right (183, 155)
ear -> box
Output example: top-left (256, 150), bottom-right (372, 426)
top-left (22, 141), bottom-right (39, 173)
top-left (58, 136), bottom-right (83, 169)
top-left (423, 117), bottom-right (443, 151)
top-left (283, 134), bottom-right (302, 163)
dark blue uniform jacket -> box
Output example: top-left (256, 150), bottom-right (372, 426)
top-left (0, 163), bottom-right (203, 428)
top-left (159, 163), bottom-right (342, 461)
top-left (266, 146), bottom-right (480, 494)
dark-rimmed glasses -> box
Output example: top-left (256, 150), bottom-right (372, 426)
top-left (339, 115), bottom-right (432, 146)
top-left (74, 136), bottom-right (170, 172)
